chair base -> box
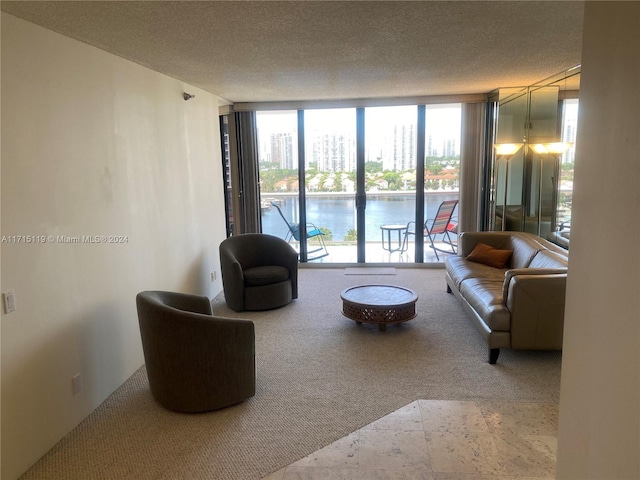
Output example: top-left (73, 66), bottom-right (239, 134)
top-left (287, 236), bottom-right (329, 261)
top-left (241, 280), bottom-right (293, 311)
top-left (306, 245), bottom-right (329, 261)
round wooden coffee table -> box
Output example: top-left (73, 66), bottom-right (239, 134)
top-left (340, 284), bottom-right (418, 331)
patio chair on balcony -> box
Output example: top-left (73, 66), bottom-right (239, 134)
top-left (445, 217), bottom-right (458, 251)
top-left (404, 199), bottom-right (459, 261)
top-left (271, 202), bottom-right (328, 261)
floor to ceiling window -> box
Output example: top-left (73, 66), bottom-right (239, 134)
top-left (364, 106), bottom-right (419, 262)
top-left (303, 109), bottom-right (357, 259)
top-left (219, 115), bottom-right (234, 237)
top-left (255, 103), bottom-right (462, 264)
top-left (418, 104), bottom-right (461, 261)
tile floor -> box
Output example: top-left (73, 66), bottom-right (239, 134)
top-left (261, 400), bottom-right (558, 480)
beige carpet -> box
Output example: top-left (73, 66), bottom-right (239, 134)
top-left (344, 267), bottom-right (396, 275)
top-left (20, 268), bottom-right (561, 480)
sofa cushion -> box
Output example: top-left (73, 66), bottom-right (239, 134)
top-left (243, 265), bottom-right (290, 287)
top-left (459, 277), bottom-right (511, 331)
top-left (528, 249), bottom-right (569, 269)
top-left (466, 243), bottom-right (513, 269)
top-left (508, 235), bottom-right (543, 268)
top-left (445, 256), bottom-right (505, 290)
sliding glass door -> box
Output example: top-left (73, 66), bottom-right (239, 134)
top-left (364, 106), bottom-right (418, 262)
top-left (304, 109), bottom-right (357, 260)
top-left (423, 105), bottom-right (461, 260)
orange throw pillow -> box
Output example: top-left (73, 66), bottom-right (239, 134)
top-left (466, 242), bottom-right (512, 269)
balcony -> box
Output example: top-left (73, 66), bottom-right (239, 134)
top-left (290, 240), bottom-right (454, 265)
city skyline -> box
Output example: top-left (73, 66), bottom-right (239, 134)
top-left (257, 104), bottom-right (462, 172)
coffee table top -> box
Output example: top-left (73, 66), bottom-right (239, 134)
top-left (341, 284), bottom-right (417, 307)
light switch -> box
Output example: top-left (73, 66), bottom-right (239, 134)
top-left (3, 290), bottom-right (16, 313)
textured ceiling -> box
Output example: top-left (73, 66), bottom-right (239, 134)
top-left (1, 1), bottom-right (584, 103)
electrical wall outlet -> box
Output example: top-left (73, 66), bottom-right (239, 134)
top-left (3, 290), bottom-right (16, 313)
top-left (211, 271), bottom-right (217, 282)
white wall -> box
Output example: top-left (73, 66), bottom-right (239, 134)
top-left (1, 14), bottom-right (228, 479)
top-left (557, 2), bottom-right (640, 479)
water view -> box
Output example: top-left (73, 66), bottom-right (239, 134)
top-left (262, 192), bottom-right (458, 243)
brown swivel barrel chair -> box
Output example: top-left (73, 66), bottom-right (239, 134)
top-left (219, 233), bottom-right (298, 312)
top-left (136, 290), bottom-right (255, 412)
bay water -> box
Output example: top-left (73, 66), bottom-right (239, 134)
top-left (262, 192), bottom-right (458, 242)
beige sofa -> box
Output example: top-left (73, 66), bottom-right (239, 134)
top-left (445, 231), bottom-right (568, 364)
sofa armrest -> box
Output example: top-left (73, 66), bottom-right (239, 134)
top-left (504, 272), bottom-right (567, 350)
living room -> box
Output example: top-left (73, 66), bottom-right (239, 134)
top-left (1, 2), bottom-right (638, 479)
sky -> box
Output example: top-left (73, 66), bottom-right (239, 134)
top-left (257, 104), bottom-right (463, 158)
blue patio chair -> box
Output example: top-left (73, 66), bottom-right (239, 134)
top-left (271, 202), bottom-right (328, 261)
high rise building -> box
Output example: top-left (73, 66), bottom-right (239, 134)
top-left (308, 132), bottom-right (356, 172)
top-left (443, 138), bottom-right (457, 158)
top-left (382, 123), bottom-right (415, 171)
top-left (271, 132), bottom-right (295, 169)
